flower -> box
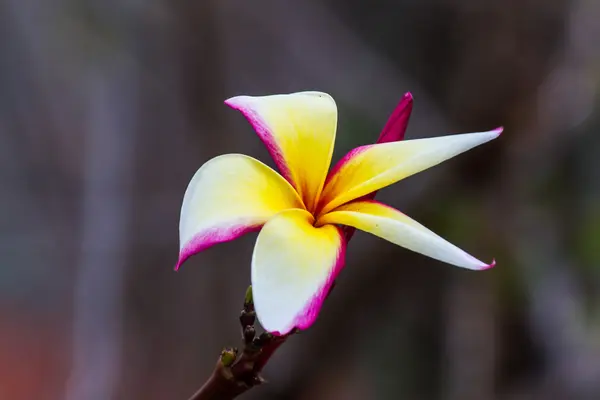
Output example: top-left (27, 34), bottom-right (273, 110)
top-left (176, 91), bottom-right (501, 335)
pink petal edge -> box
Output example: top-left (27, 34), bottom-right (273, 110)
top-left (174, 224), bottom-right (261, 271)
top-left (225, 97), bottom-right (294, 184)
top-left (270, 226), bottom-right (347, 336)
top-left (376, 92), bottom-right (413, 144)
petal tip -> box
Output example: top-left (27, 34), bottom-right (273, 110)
top-left (492, 126), bottom-right (504, 137)
top-left (224, 95), bottom-right (254, 110)
top-left (482, 259), bottom-right (496, 270)
top-left (403, 92), bottom-right (413, 101)
top-left (173, 251), bottom-right (190, 272)
top-left (224, 96), bottom-right (242, 108)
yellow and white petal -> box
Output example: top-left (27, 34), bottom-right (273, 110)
top-left (318, 128), bottom-right (502, 214)
top-left (177, 154), bottom-right (304, 270)
top-left (252, 209), bottom-right (346, 335)
top-left (318, 200), bottom-right (494, 270)
top-left (225, 92), bottom-right (337, 211)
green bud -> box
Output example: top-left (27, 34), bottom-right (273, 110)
top-left (220, 347), bottom-right (237, 367)
top-left (244, 286), bottom-right (254, 310)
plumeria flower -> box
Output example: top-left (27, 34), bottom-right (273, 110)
top-left (176, 91), bottom-right (501, 335)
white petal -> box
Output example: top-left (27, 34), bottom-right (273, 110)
top-left (318, 200), bottom-right (494, 270)
top-left (252, 209), bottom-right (346, 334)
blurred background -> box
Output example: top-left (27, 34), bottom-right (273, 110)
top-left (1, 0), bottom-right (600, 399)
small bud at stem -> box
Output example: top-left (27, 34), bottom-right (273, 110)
top-left (243, 325), bottom-right (256, 344)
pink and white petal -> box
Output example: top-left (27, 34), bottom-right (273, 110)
top-left (318, 200), bottom-right (494, 271)
top-left (376, 92), bottom-right (413, 144)
top-left (319, 128), bottom-right (502, 214)
top-left (177, 154), bottom-right (303, 270)
top-left (251, 209), bottom-right (346, 335)
top-left (225, 92), bottom-right (337, 211)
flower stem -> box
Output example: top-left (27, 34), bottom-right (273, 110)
top-left (187, 286), bottom-right (292, 399)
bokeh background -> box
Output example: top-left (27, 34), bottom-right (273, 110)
top-left (1, 0), bottom-right (600, 399)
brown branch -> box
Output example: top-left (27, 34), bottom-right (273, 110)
top-left (187, 286), bottom-right (293, 400)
